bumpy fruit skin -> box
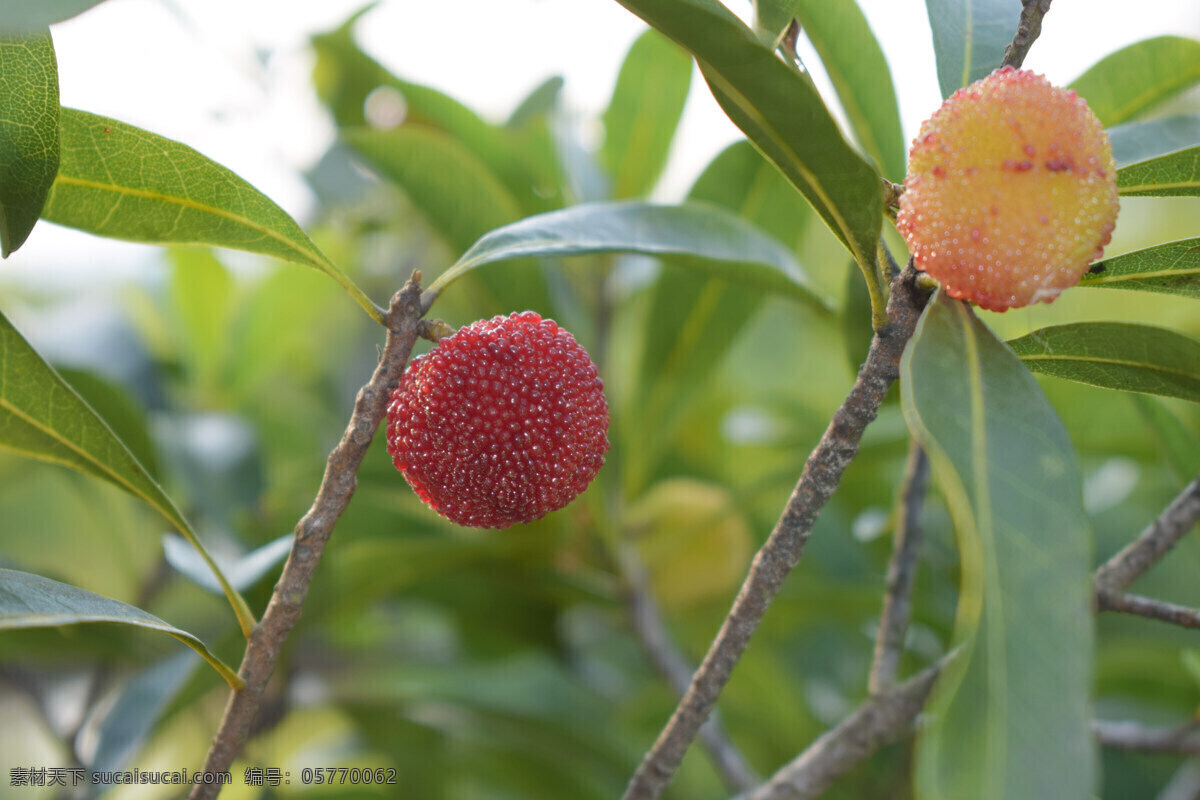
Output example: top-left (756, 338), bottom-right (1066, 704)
top-left (385, 311), bottom-right (609, 529)
top-left (897, 66), bottom-right (1119, 312)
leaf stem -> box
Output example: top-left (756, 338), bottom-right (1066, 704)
top-left (187, 272), bottom-right (426, 800)
top-left (620, 263), bottom-right (930, 800)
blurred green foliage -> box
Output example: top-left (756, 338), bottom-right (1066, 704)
top-left (1, 3), bottom-right (1199, 800)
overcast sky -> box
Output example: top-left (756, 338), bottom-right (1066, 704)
top-left (5, 0), bottom-right (1198, 288)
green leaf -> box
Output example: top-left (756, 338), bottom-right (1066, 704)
top-left (1070, 36), bottom-right (1200, 127)
top-left (343, 125), bottom-right (551, 315)
top-left (42, 109), bottom-right (381, 324)
top-left (1079, 238), bottom-right (1200, 299)
top-left (600, 29), bottom-right (692, 198)
top-left (0, 31), bottom-right (59, 256)
top-left (923, 0), bottom-right (1021, 99)
top-left (0, 310), bottom-right (255, 635)
top-left (1130, 395), bottom-right (1200, 481)
top-left (612, 0), bottom-right (882, 280)
top-left (902, 294), bottom-right (1094, 800)
top-left (751, 0), bottom-right (798, 43)
top-left (1117, 144), bottom-right (1200, 197)
top-left (1108, 114), bottom-right (1200, 168)
top-left (507, 76), bottom-right (564, 128)
top-left (788, 0), bottom-right (907, 182)
top-left (422, 200), bottom-right (831, 311)
top-left (312, 16), bottom-right (563, 214)
top-left (86, 650), bottom-right (199, 772)
top-left (1008, 322), bottom-right (1200, 403)
top-left (0, 568), bottom-right (241, 688)
top-left (0, 1), bottom-right (108, 32)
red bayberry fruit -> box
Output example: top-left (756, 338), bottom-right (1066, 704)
top-left (897, 66), bottom-right (1119, 312)
top-left (385, 311), bottom-right (609, 529)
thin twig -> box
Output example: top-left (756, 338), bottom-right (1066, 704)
top-left (620, 265), bottom-right (930, 800)
top-left (188, 274), bottom-right (426, 800)
top-left (1094, 475), bottom-right (1200, 592)
top-left (1001, 0), bottom-right (1054, 69)
top-left (1095, 588), bottom-right (1200, 630)
top-left (1093, 719), bottom-right (1200, 756)
top-left (621, 544), bottom-right (759, 793)
top-left (736, 653), bottom-right (952, 800)
top-left (868, 440), bottom-right (929, 694)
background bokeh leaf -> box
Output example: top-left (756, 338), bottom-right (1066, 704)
top-left (0, 0), bottom-right (108, 32)
top-left (342, 124), bottom-right (551, 314)
top-left (1108, 114), bottom-right (1200, 167)
top-left (923, 0), bottom-right (1021, 99)
top-left (0, 568), bottom-right (240, 687)
top-left (1008, 322), bottom-right (1200, 402)
top-left (0, 31), bottom-right (59, 256)
top-left (42, 109), bottom-right (380, 322)
top-left (902, 294), bottom-right (1094, 800)
top-left (1070, 36), bottom-right (1200, 127)
top-left (600, 30), bottom-right (692, 198)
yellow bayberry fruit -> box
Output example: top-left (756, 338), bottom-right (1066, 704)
top-left (896, 66), bottom-right (1119, 312)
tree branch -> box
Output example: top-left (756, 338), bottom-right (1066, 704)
top-left (622, 544), bottom-right (759, 793)
top-left (736, 654), bottom-right (950, 800)
top-left (621, 265), bottom-right (930, 800)
top-left (188, 274), bottom-right (426, 800)
top-left (868, 440), bottom-right (929, 694)
top-left (1094, 475), bottom-right (1200, 592)
top-left (1093, 719), bottom-right (1200, 756)
top-left (1001, 0), bottom-right (1054, 69)
top-left (1095, 588), bottom-right (1200, 630)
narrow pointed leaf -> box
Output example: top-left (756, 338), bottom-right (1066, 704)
top-left (1079, 238), bottom-right (1200, 298)
top-left (41, 109), bottom-right (381, 323)
top-left (86, 650), bottom-right (200, 773)
top-left (1008, 322), bottom-right (1200, 402)
top-left (924, 0), bottom-right (1021, 99)
top-left (0, 31), bottom-right (59, 256)
top-left (902, 294), bottom-right (1094, 800)
top-left (0, 1), bottom-right (108, 32)
top-left (506, 76), bottom-right (564, 128)
top-left (422, 201), bottom-right (831, 311)
top-left (613, 0), bottom-right (882, 277)
top-left (343, 125), bottom-right (551, 315)
top-left (163, 531), bottom-right (293, 594)
top-left (1108, 114), bottom-right (1200, 168)
top-left (788, 0), bottom-right (906, 181)
top-left (0, 568), bottom-right (241, 688)
top-left (0, 310), bottom-right (255, 635)
top-left (600, 30), bottom-right (692, 198)
top-left (1070, 36), bottom-right (1200, 127)
top-left (1116, 144), bottom-right (1200, 196)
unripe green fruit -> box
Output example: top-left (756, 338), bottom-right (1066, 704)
top-left (897, 66), bottom-right (1119, 312)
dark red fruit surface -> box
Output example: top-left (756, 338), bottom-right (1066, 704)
top-left (385, 311), bottom-right (609, 529)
